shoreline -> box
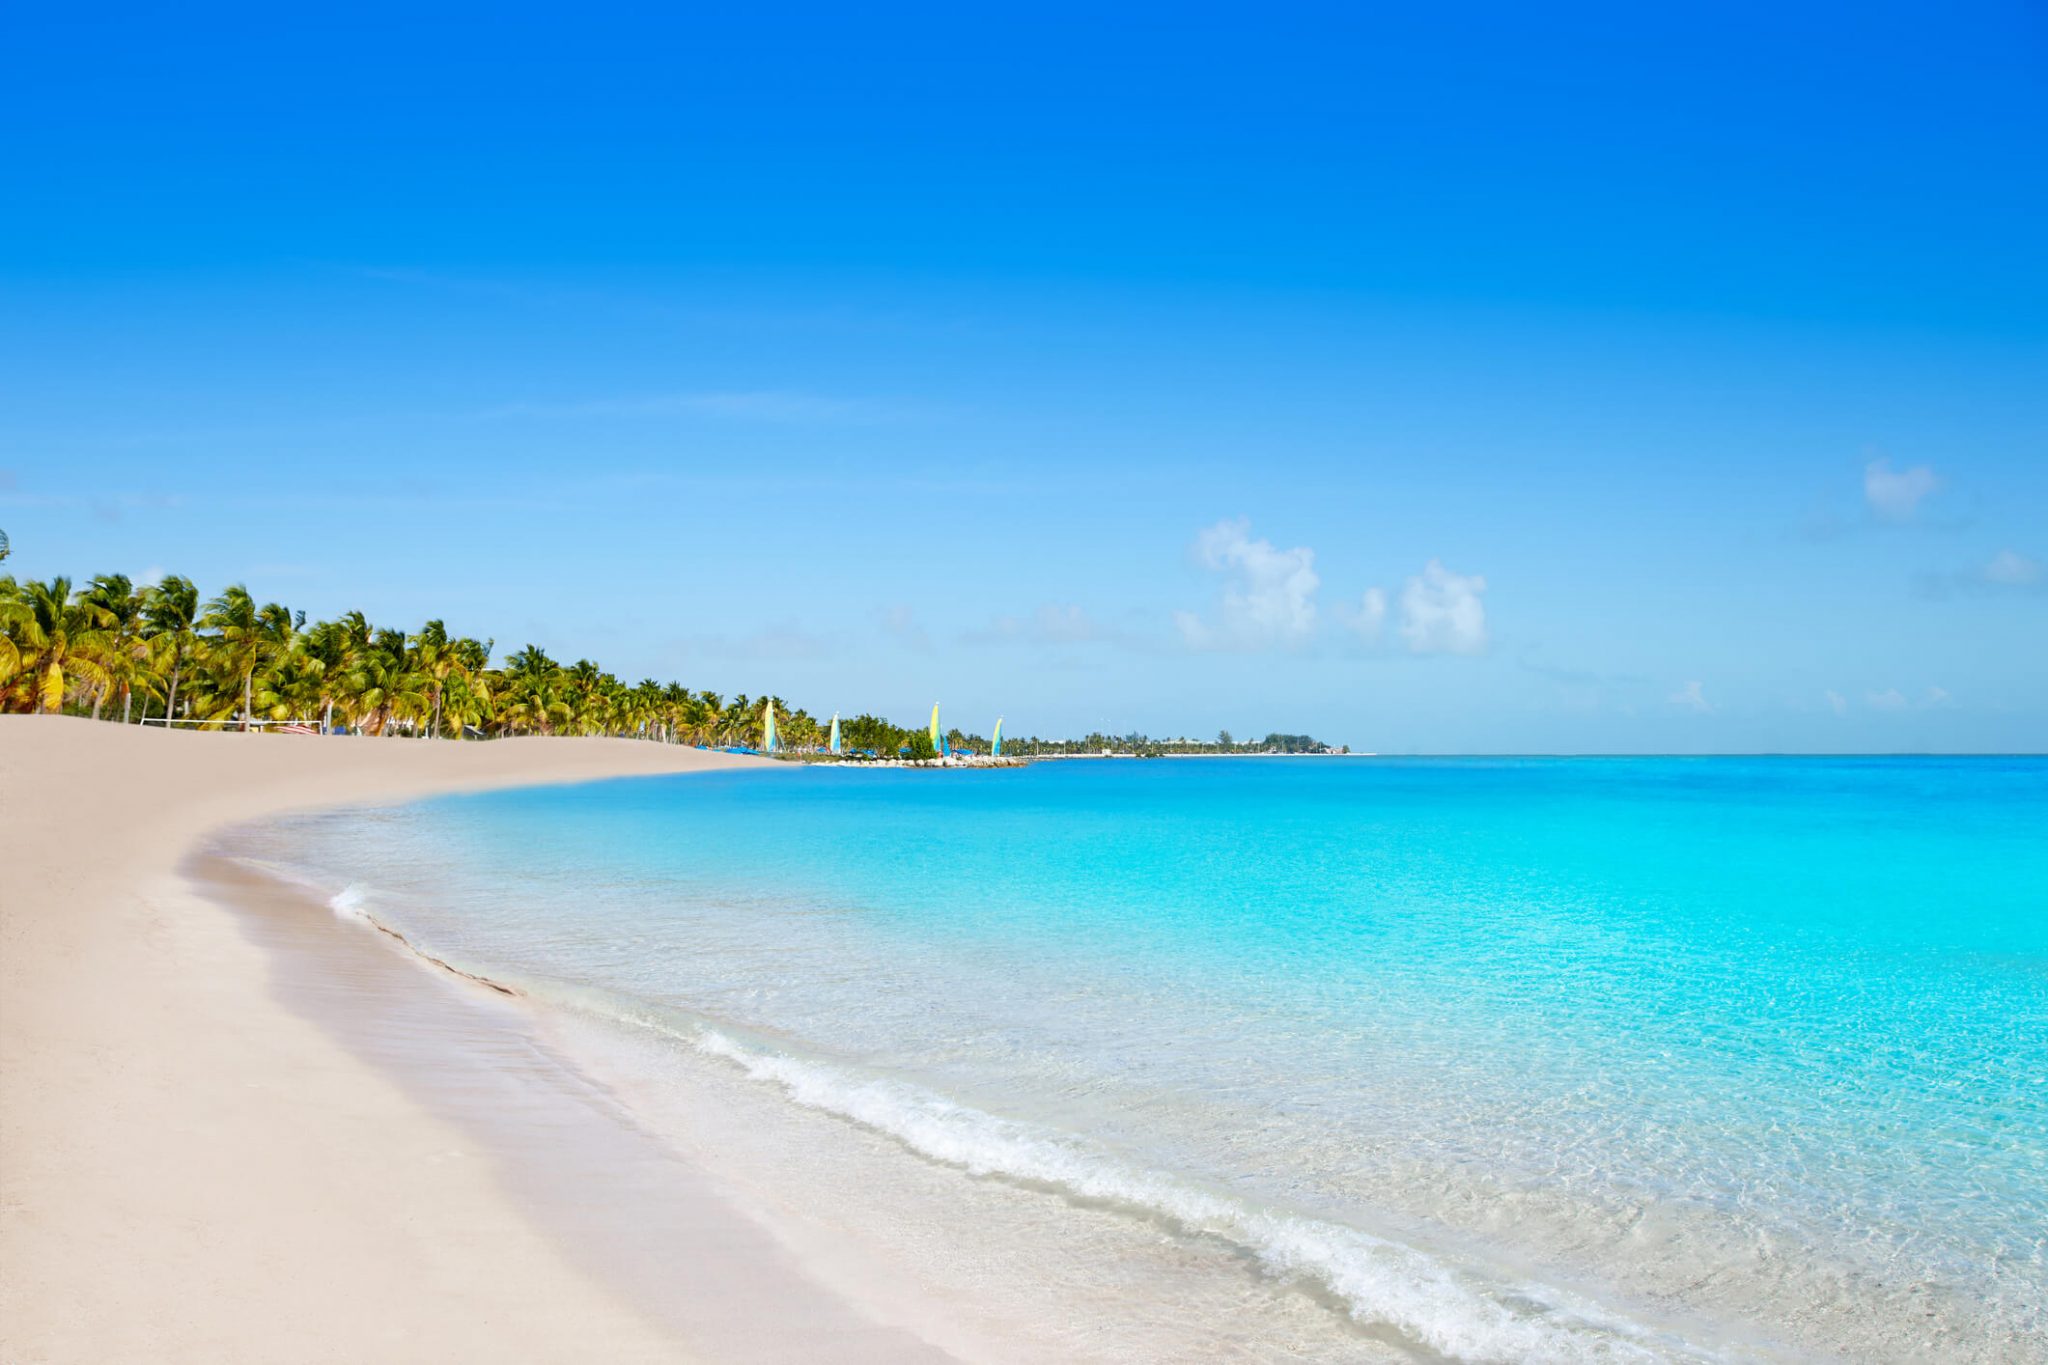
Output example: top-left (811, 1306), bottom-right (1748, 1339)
top-left (211, 830), bottom-right (1429, 1365)
top-left (0, 716), bottom-right (956, 1362)
top-left (13, 718), bottom-right (2006, 1360)
top-left (185, 849), bottom-right (963, 1363)
top-left (211, 769), bottom-right (1749, 1364)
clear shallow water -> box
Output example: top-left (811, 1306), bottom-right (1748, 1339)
top-left (240, 757), bottom-right (2048, 1361)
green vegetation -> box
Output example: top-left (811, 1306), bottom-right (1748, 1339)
top-left (0, 568), bottom-right (1340, 757)
top-left (976, 730), bottom-right (1344, 757)
top-left (0, 572), bottom-right (819, 745)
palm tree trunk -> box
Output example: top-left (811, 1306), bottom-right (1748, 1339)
top-left (243, 668), bottom-right (253, 732)
top-left (121, 686), bottom-right (132, 725)
top-left (165, 656), bottom-right (181, 726)
top-left (324, 699), bottom-right (333, 734)
top-left (433, 689), bottom-right (443, 740)
top-left (92, 686), bottom-right (104, 721)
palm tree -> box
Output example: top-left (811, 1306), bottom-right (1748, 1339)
top-left (11, 577), bottom-right (114, 714)
top-left (439, 639), bottom-right (494, 739)
top-left (324, 611), bottom-right (378, 732)
top-left (629, 679), bottom-right (664, 741)
top-left (784, 707), bottom-right (822, 751)
top-left (677, 689), bottom-right (715, 745)
top-left (498, 645), bottom-right (565, 736)
top-left (5, 567), bottom-right (904, 753)
top-left (445, 637), bottom-right (492, 739)
top-left (560, 659), bottom-right (607, 734)
top-left (86, 574), bottom-right (151, 724)
top-left (143, 576), bottom-right (201, 725)
top-left (199, 585), bottom-right (298, 731)
top-left (411, 619), bottom-right (457, 738)
top-left (252, 648), bottom-right (326, 725)
top-left (0, 576), bottom-right (27, 699)
top-left (296, 617), bottom-right (351, 733)
top-left (715, 693), bottom-right (755, 746)
top-left (346, 628), bottom-right (424, 735)
top-left (197, 585), bottom-right (259, 730)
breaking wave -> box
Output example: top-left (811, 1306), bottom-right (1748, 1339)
top-left (598, 1007), bottom-right (1720, 1365)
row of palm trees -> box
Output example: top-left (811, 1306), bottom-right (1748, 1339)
top-left (0, 572), bottom-right (826, 747)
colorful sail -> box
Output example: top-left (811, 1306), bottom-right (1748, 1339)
top-left (763, 698), bottom-right (778, 753)
top-left (828, 712), bottom-right (840, 755)
top-left (991, 716), bottom-right (1003, 759)
top-left (929, 703), bottom-right (940, 754)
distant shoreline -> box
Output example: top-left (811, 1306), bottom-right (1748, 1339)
top-left (1027, 749), bottom-right (1375, 759)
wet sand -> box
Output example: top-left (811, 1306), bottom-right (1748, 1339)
top-left (0, 716), bottom-right (953, 1363)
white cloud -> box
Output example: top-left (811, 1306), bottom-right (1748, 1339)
top-left (1341, 587), bottom-right (1388, 642)
top-left (1173, 525), bottom-right (1489, 657)
top-left (1175, 519), bottom-right (1321, 650)
top-left (1399, 560), bottom-right (1488, 655)
top-left (1669, 680), bottom-right (1714, 714)
top-left (1922, 686), bottom-right (1952, 708)
top-left (1983, 548), bottom-right (2042, 587)
top-left (1824, 689), bottom-right (1848, 717)
top-left (1863, 457), bottom-right (1939, 522)
top-left (1865, 687), bottom-right (1910, 712)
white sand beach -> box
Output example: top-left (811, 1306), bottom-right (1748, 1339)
top-left (0, 717), bottom-right (960, 1363)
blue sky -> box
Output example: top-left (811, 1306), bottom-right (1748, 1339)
top-left (4, 1), bottom-right (2044, 751)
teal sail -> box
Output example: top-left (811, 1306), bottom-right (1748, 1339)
top-left (991, 716), bottom-right (1003, 759)
top-left (828, 712), bottom-right (840, 755)
top-left (762, 698), bottom-right (778, 753)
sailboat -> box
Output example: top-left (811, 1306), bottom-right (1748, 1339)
top-left (991, 716), bottom-right (1003, 759)
top-left (762, 698), bottom-right (778, 754)
top-left (828, 712), bottom-right (840, 755)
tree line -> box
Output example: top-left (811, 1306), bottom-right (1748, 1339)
top-left (0, 572), bottom-right (823, 746)
top-left (987, 730), bottom-right (1344, 756)
top-left (1, 564), bottom-right (1340, 756)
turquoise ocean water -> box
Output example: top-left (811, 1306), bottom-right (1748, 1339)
top-left (241, 757), bottom-right (2046, 1361)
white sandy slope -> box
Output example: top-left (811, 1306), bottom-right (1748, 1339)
top-left (0, 717), bottom-right (941, 1363)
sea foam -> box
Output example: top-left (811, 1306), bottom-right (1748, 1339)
top-left (328, 883), bottom-right (372, 922)
top-left (234, 756), bottom-right (2048, 1359)
top-left (676, 1021), bottom-right (1713, 1364)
